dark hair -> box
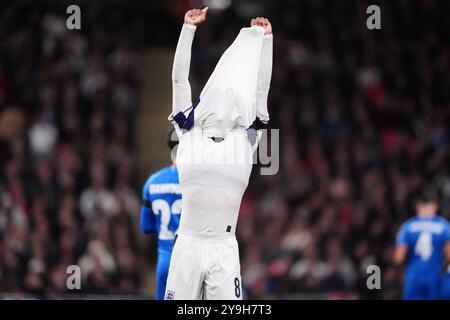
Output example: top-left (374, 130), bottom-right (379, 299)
top-left (167, 127), bottom-right (179, 150)
top-left (415, 189), bottom-right (439, 205)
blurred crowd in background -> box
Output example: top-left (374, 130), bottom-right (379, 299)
top-left (1, 0), bottom-right (450, 299)
top-left (0, 0), bottom-right (143, 297)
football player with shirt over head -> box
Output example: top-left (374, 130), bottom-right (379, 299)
top-left (394, 190), bottom-right (450, 300)
top-left (164, 8), bottom-right (273, 300)
top-left (140, 129), bottom-right (181, 300)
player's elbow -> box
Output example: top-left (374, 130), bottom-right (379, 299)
top-left (171, 64), bottom-right (185, 81)
top-left (141, 222), bottom-right (157, 234)
top-left (393, 255), bottom-right (403, 266)
top-left (393, 246), bottom-right (407, 265)
top-left (171, 70), bottom-right (178, 82)
top-left (140, 225), bottom-right (152, 234)
top-left (444, 242), bottom-right (450, 264)
top-left (171, 73), bottom-right (189, 86)
top-left (140, 207), bottom-right (155, 234)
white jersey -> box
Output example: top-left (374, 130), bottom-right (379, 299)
top-left (176, 126), bottom-right (253, 238)
top-left (165, 22), bottom-right (272, 300)
top-left (169, 23), bottom-right (272, 240)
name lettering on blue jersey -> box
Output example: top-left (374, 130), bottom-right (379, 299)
top-left (149, 183), bottom-right (181, 195)
top-left (408, 221), bottom-right (444, 234)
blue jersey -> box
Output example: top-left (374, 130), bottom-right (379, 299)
top-left (140, 166), bottom-right (182, 251)
top-left (396, 215), bottom-right (450, 280)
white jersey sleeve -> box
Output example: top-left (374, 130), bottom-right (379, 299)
top-left (256, 34), bottom-right (273, 123)
top-left (170, 24), bottom-right (196, 120)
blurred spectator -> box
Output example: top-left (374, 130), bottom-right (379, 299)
top-left (0, 0), bottom-right (141, 297)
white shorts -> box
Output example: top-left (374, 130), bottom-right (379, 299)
top-left (164, 233), bottom-right (242, 300)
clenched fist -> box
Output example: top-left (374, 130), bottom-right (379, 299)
top-left (184, 7), bottom-right (208, 26)
top-left (250, 17), bottom-right (272, 35)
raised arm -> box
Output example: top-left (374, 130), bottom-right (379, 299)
top-left (251, 17), bottom-right (273, 123)
top-left (171, 8), bottom-right (208, 117)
